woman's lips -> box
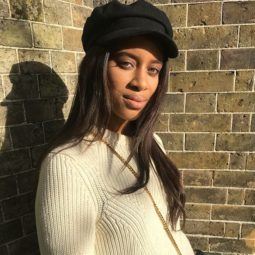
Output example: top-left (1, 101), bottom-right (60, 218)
top-left (123, 96), bottom-right (147, 110)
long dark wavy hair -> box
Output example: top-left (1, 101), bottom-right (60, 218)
top-left (36, 35), bottom-right (186, 231)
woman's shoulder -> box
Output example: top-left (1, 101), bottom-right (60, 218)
top-left (43, 139), bottom-right (102, 174)
top-left (49, 138), bottom-right (98, 158)
top-left (37, 142), bottom-right (105, 219)
top-left (39, 141), bottom-right (104, 193)
top-left (153, 132), bottom-right (166, 154)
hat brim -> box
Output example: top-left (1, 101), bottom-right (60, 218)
top-left (97, 28), bottom-right (179, 59)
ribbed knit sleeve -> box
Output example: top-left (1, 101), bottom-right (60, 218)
top-left (35, 152), bottom-right (99, 255)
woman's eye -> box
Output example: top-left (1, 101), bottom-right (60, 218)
top-left (118, 61), bottom-right (160, 75)
top-left (119, 61), bottom-right (133, 68)
top-left (149, 68), bottom-right (160, 75)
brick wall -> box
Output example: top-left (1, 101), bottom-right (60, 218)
top-left (153, 1), bottom-right (255, 254)
top-left (0, 0), bottom-right (92, 254)
top-left (0, 0), bottom-right (254, 254)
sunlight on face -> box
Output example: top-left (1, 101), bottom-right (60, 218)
top-left (107, 35), bottom-right (164, 133)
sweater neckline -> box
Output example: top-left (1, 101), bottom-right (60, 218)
top-left (103, 128), bottom-right (132, 140)
top-left (83, 128), bottom-right (133, 147)
top-left (101, 128), bottom-right (134, 148)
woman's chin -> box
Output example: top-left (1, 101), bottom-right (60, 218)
top-left (119, 110), bottom-right (142, 121)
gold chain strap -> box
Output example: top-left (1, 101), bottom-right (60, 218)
top-left (100, 137), bottom-right (183, 255)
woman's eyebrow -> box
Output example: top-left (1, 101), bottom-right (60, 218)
top-left (114, 51), bottom-right (163, 65)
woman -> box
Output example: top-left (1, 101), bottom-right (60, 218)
top-left (35, 0), bottom-right (197, 254)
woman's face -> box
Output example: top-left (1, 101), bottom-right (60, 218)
top-left (107, 35), bottom-right (164, 133)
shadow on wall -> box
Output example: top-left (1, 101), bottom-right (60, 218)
top-left (0, 61), bottom-right (68, 254)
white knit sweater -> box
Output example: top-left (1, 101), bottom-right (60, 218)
top-left (35, 128), bottom-right (195, 255)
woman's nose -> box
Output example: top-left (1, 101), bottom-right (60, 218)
top-left (130, 67), bottom-right (148, 91)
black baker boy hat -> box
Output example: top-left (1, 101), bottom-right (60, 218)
top-left (81, 0), bottom-right (179, 59)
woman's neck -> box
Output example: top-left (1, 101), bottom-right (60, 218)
top-left (107, 113), bottom-right (129, 135)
